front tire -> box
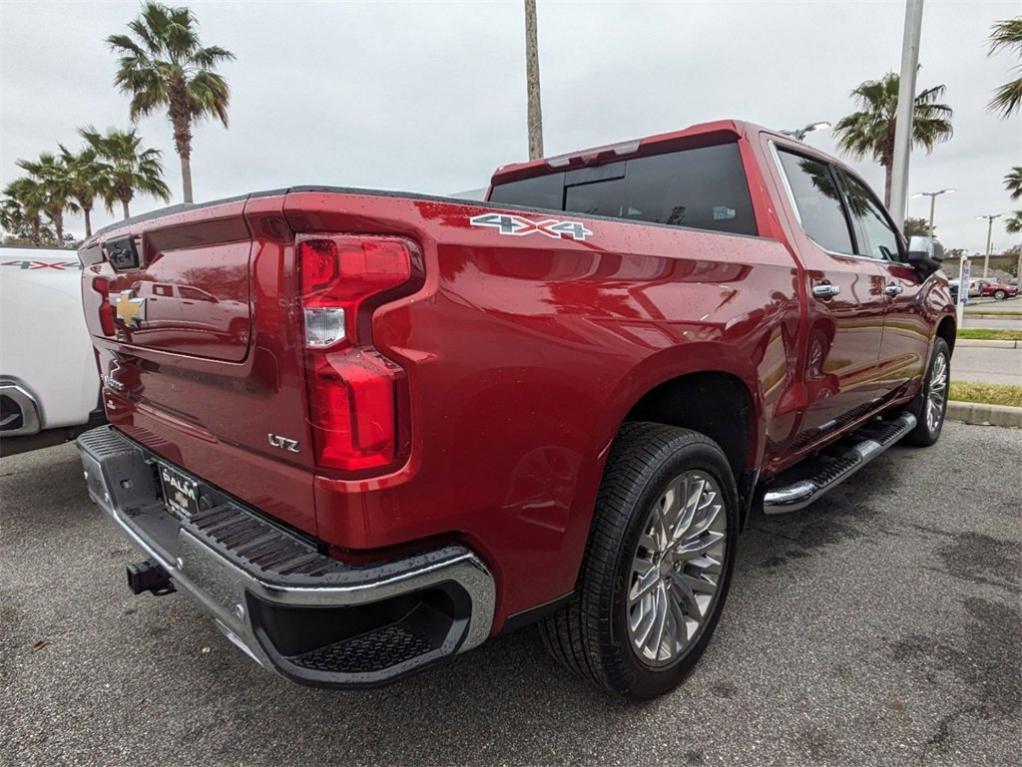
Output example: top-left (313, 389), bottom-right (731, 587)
top-left (904, 337), bottom-right (950, 446)
top-left (540, 423), bottom-right (738, 699)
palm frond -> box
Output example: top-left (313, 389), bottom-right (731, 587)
top-left (988, 18), bottom-right (1022, 56)
top-left (107, 33), bottom-right (147, 58)
top-left (187, 70), bottom-right (231, 125)
top-left (1005, 167), bottom-right (1022, 200)
top-left (989, 73), bottom-right (1022, 118)
top-left (1005, 211), bottom-right (1022, 235)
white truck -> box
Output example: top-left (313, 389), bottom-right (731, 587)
top-left (0, 246), bottom-right (103, 456)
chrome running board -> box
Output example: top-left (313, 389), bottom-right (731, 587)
top-left (761, 412), bottom-right (917, 515)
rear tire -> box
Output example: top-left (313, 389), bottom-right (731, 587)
top-left (904, 337), bottom-right (950, 447)
top-left (539, 423), bottom-right (738, 699)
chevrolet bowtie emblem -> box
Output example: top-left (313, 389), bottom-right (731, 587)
top-left (112, 289), bottom-right (146, 327)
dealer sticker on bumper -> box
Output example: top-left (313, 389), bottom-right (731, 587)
top-left (158, 463), bottom-right (199, 518)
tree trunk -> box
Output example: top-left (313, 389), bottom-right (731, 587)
top-left (882, 124), bottom-right (896, 208)
top-left (179, 152), bottom-right (193, 206)
top-left (122, 199), bottom-right (130, 220)
top-left (83, 205), bottom-right (92, 238)
top-left (170, 79), bottom-right (194, 203)
top-left (52, 209), bottom-right (64, 246)
top-left (31, 216), bottom-right (40, 247)
top-left (524, 0), bottom-right (544, 160)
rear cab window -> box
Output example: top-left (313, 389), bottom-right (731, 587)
top-left (488, 141), bottom-right (757, 236)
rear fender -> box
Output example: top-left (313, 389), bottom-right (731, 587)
top-left (595, 342), bottom-right (765, 470)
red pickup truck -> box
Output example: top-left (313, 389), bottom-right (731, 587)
top-left (76, 119), bottom-right (955, 699)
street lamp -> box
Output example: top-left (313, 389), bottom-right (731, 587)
top-left (977, 213), bottom-right (1003, 278)
top-left (780, 121), bottom-right (832, 141)
top-left (912, 189), bottom-right (954, 233)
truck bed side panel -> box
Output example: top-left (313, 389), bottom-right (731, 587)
top-left (284, 192), bottom-right (801, 625)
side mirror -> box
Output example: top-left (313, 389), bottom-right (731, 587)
top-left (906, 235), bottom-right (944, 274)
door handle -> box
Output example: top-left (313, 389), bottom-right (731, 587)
top-left (812, 283), bottom-right (841, 299)
top-left (884, 283), bottom-right (904, 296)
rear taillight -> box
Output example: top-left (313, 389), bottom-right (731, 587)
top-left (93, 277), bottom-right (116, 335)
top-left (298, 235), bottom-right (417, 473)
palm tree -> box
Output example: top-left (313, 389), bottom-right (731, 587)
top-left (108, 2), bottom-right (234, 203)
top-left (0, 197), bottom-right (21, 234)
top-left (80, 126), bottom-right (171, 219)
top-left (988, 17), bottom-right (1022, 118)
top-left (0, 195), bottom-right (31, 244)
top-left (834, 73), bottom-right (954, 207)
top-left (1005, 166), bottom-right (1022, 200)
top-left (16, 153), bottom-right (77, 245)
top-left (59, 145), bottom-right (110, 238)
top-left (2, 177), bottom-right (46, 245)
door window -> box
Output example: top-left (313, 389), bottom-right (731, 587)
top-left (776, 150), bottom-right (854, 254)
top-left (839, 171), bottom-right (902, 261)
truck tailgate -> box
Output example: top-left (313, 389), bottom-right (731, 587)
top-left (81, 194), bottom-right (319, 535)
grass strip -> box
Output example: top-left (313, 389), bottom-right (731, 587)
top-left (957, 328), bottom-right (1022, 341)
top-left (949, 381), bottom-right (1022, 408)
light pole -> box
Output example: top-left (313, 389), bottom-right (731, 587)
top-left (889, 0), bottom-right (925, 232)
top-left (524, 0), bottom-right (544, 160)
top-left (977, 214), bottom-right (1002, 278)
top-left (781, 121), bottom-right (831, 141)
top-left (913, 188), bottom-right (954, 233)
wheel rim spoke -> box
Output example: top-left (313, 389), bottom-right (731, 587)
top-left (676, 529), bottom-right (725, 559)
top-left (629, 565), bottom-right (660, 603)
top-left (626, 469), bottom-right (728, 667)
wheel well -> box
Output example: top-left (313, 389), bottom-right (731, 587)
top-left (624, 372), bottom-right (753, 478)
top-left (936, 315), bottom-right (956, 354)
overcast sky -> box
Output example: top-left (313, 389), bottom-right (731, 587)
top-left (2, 0), bottom-right (1019, 252)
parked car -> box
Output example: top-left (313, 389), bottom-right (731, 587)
top-left (0, 247), bottom-right (103, 456)
top-left (978, 280), bottom-right (1019, 300)
top-left (74, 120), bottom-right (955, 699)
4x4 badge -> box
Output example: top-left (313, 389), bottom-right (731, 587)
top-left (470, 213), bottom-right (592, 241)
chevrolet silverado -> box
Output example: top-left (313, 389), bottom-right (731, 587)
top-left (75, 120), bottom-right (954, 698)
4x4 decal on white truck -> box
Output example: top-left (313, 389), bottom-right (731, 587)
top-left (469, 213), bottom-right (593, 241)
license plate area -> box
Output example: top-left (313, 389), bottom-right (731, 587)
top-left (157, 462), bottom-right (200, 518)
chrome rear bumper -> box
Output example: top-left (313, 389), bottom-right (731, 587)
top-left (76, 425), bottom-right (495, 688)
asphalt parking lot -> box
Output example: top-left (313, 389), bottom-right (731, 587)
top-left (2, 422), bottom-right (1019, 767)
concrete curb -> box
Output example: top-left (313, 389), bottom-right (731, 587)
top-left (946, 401), bottom-right (1022, 427)
top-left (955, 339), bottom-right (1020, 348)
top-left (964, 312), bottom-right (1022, 319)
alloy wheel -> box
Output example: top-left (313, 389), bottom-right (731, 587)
top-left (626, 470), bottom-right (727, 667)
top-left (926, 352), bottom-right (948, 433)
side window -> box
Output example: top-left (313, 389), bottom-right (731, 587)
top-left (776, 149), bottom-right (854, 254)
top-left (839, 172), bottom-right (902, 261)
top-left (179, 286), bottom-right (215, 302)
